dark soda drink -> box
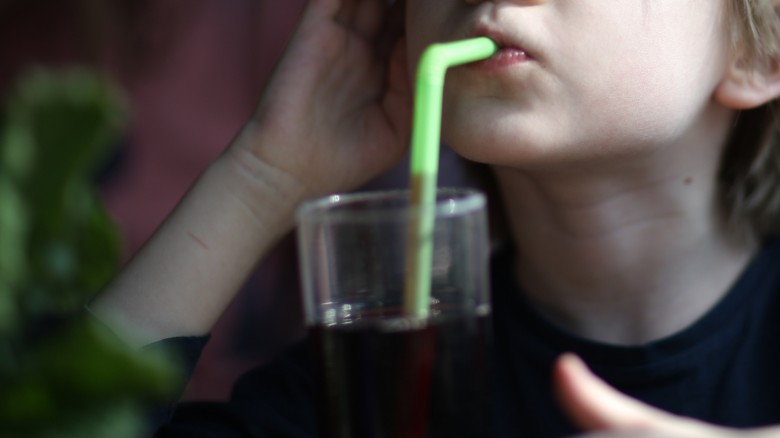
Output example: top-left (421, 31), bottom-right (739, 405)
top-left (310, 312), bottom-right (491, 438)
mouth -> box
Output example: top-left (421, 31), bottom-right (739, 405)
top-left (468, 26), bottom-right (535, 70)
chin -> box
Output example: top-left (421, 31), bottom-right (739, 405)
top-left (446, 136), bottom-right (555, 170)
top-left (445, 130), bottom-right (633, 174)
top-left (442, 116), bottom-right (557, 168)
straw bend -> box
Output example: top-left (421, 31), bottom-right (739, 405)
top-left (417, 37), bottom-right (500, 87)
top-left (410, 36), bottom-right (498, 180)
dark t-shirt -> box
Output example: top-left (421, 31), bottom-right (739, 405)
top-left (156, 239), bottom-right (780, 437)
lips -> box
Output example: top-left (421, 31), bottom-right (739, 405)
top-left (477, 47), bottom-right (533, 69)
top-left (469, 25), bottom-right (536, 70)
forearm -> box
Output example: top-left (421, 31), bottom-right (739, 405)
top-left (90, 144), bottom-right (308, 347)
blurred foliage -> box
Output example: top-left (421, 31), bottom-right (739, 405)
top-left (0, 69), bottom-right (178, 437)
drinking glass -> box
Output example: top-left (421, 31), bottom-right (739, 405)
top-left (297, 188), bottom-right (492, 438)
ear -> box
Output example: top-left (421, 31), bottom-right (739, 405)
top-left (715, 57), bottom-right (780, 110)
top-left (715, 0), bottom-right (780, 111)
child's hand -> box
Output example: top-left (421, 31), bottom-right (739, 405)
top-left (554, 354), bottom-right (780, 438)
top-left (230, 0), bottom-right (412, 199)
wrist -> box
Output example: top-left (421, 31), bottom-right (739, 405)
top-left (216, 141), bottom-right (310, 238)
top-left (90, 146), bottom-right (311, 346)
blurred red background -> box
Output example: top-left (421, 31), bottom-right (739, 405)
top-left (1, 0), bottom-right (308, 400)
top-left (1, 0), bottom-right (471, 401)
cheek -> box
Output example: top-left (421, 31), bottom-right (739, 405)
top-left (562, 13), bottom-right (729, 145)
top-left (599, 55), bottom-right (725, 144)
top-left (588, 61), bottom-right (690, 139)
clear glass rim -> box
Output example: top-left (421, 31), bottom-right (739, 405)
top-left (296, 188), bottom-right (486, 224)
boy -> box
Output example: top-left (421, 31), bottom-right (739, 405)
top-left (92, 0), bottom-right (780, 436)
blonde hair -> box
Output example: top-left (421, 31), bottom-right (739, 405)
top-left (720, 0), bottom-right (780, 240)
top-left (730, 0), bottom-right (780, 62)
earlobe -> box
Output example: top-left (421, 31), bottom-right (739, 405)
top-left (715, 57), bottom-right (780, 110)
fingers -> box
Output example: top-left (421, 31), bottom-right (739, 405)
top-left (334, 0), bottom-right (398, 41)
top-left (554, 354), bottom-right (664, 431)
top-left (376, 0), bottom-right (406, 59)
top-left (382, 36), bottom-right (413, 143)
top-left (353, 0), bottom-right (383, 39)
top-left (310, 0), bottom-right (404, 58)
top-left (553, 354), bottom-right (730, 438)
top-left (334, 0), bottom-right (358, 27)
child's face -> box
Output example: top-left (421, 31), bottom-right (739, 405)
top-left (406, 0), bottom-right (734, 168)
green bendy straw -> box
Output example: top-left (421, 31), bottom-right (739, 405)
top-left (404, 37), bottom-right (498, 319)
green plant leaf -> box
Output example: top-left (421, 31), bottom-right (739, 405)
top-left (0, 67), bottom-right (177, 436)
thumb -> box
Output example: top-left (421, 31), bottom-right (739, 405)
top-left (553, 353), bottom-right (728, 437)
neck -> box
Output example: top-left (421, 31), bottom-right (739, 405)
top-left (494, 112), bottom-right (756, 345)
